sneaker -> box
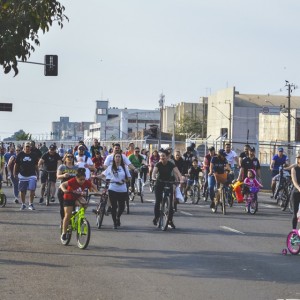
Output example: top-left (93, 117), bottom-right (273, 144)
top-left (184, 196), bottom-right (188, 202)
top-left (20, 203), bottom-right (26, 210)
top-left (92, 208), bottom-right (98, 214)
top-left (168, 220), bottom-right (176, 229)
top-left (61, 233), bottom-right (67, 241)
top-left (116, 219), bottom-right (121, 227)
top-left (270, 195), bottom-right (274, 199)
top-left (113, 224), bottom-right (117, 230)
top-left (153, 218), bottom-right (158, 226)
top-left (39, 197), bottom-right (44, 204)
top-left (51, 196), bottom-right (55, 202)
top-left (28, 204), bottom-right (35, 211)
top-left (210, 202), bottom-right (215, 209)
top-left (14, 198), bottom-right (19, 204)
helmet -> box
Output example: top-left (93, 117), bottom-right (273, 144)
top-left (218, 149), bottom-right (227, 156)
top-left (248, 169), bottom-right (256, 177)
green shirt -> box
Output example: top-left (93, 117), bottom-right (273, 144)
top-left (128, 154), bottom-right (144, 168)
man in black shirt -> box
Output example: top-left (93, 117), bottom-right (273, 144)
top-left (38, 144), bottom-right (62, 203)
top-left (14, 142), bottom-right (39, 210)
top-left (238, 147), bottom-right (261, 181)
top-left (238, 144), bottom-right (250, 168)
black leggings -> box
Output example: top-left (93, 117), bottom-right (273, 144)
top-left (292, 189), bottom-right (300, 229)
top-left (57, 188), bottom-right (65, 221)
top-left (108, 190), bottom-right (127, 225)
top-left (154, 183), bottom-right (174, 221)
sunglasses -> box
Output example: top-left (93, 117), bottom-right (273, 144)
top-left (115, 156), bottom-right (121, 158)
top-left (135, 151), bottom-right (140, 153)
top-left (67, 155), bottom-right (73, 158)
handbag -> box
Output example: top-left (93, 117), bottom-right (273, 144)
top-left (175, 186), bottom-right (184, 204)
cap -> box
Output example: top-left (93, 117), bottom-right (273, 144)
top-left (49, 144), bottom-right (56, 150)
top-left (208, 146), bottom-right (215, 151)
top-left (218, 149), bottom-right (227, 156)
top-left (25, 142), bottom-right (31, 147)
top-left (278, 147), bottom-right (284, 152)
top-left (78, 145), bottom-right (85, 150)
top-left (250, 147), bottom-right (255, 152)
top-left (79, 140), bottom-right (84, 144)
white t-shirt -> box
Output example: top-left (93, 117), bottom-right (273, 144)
top-left (75, 155), bottom-right (93, 179)
top-left (104, 153), bottom-right (131, 167)
top-left (102, 165), bottom-right (131, 192)
top-left (225, 150), bottom-right (237, 167)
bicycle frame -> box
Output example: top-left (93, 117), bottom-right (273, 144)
top-left (70, 207), bottom-right (86, 235)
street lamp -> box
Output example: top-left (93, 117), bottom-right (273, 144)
top-left (265, 100), bottom-right (276, 106)
top-left (158, 93), bottom-right (165, 149)
top-left (225, 100), bottom-right (232, 142)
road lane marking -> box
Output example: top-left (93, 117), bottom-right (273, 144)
top-left (180, 211), bottom-right (193, 216)
top-left (220, 226), bottom-right (245, 235)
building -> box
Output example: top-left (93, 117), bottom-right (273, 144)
top-left (85, 100), bottom-right (160, 141)
top-left (51, 117), bottom-right (93, 141)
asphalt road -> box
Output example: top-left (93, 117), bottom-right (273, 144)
top-left (1, 182), bottom-right (300, 300)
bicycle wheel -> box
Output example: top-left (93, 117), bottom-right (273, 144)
top-left (139, 181), bottom-right (144, 203)
top-left (280, 188), bottom-right (289, 211)
top-left (221, 188), bottom-right (226, 215)
top-left (249, 198), bottom-right (258, 214)
top-left (61, 224), bottom-right (72, 246)
top-left (159, 196), bottom-right (170, 231)
top-left (0, 193), bottom-right (7, 208)
top-left (46, 182), bottom-right (51, 206)
top-left (149, 180), bottom-right (154, 193)
top-left (204, 188), bottom-right (209, 202)
top-left (289, 197), bottom-right (294, 214)
top-left (192, 186), bottom-right (199, 204)
top-left (227, 187), bottom-right (234, 207)
top-left (286, 231), bottom-right (300, 255)
top-left (96, 203), bottom-right (105, 229)
top-left (77, 218), bottom-right (91, 249)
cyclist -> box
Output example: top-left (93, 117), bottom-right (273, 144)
top-left (13, 142), bottom-right (39, 210)
top-left (184, 158), bottom-right (202, 201)
top-left (224, 143), bottom-right (238, 176)
top-left (238, 144), bottom-right (250, 167)
top-left (90, 139), bottom-right (103, 158)
top-left (182, 146), bottom-right (195, 175)
top-left (57, 153), bottom-right (78, 223)
top-left (59, 168), bottom-right (98, 241)
top-left (128, 147), bottom-right (147, 193)
top-left (38, 144), bottom-right (62, 203)
top-left (74, 145), bottom-right (95, 179)
top-left (270, 147), bottom-right (288, 198)
top-left (101, 153), bottom-right (131, 229)
top-left (152, 149), bottom-right (182, 229)
top-left (125, 142), bottom-right (135, 157)
top-left (208, 149), bottom-right (230, 212)
top-left (57, 143), bottom-right (66, 159)
top-left (149, 150), bottom-right (160, 181)
top-left (238, 147), bottom-right (261, 182)
top-left (203, 146), bottom-right (216, 197)
top-left (290, 155), bottom-right (300, 233)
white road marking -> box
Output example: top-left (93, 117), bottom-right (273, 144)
top-left (220, 226), bottom-right (245, 235)
top-left (180, 211), bottom-right (193, 216)
top-left (260, 204), bottom-right (278, 208)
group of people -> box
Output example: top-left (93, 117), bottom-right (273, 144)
top-left (2, 139), bottom-right (300, 237)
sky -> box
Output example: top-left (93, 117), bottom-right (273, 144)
top-left (1, 0), bottom-right (300, 140)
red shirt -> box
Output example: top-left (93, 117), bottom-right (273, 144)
top-left (92, 156), bottom-right (103, 169)
top-left (64, 177), bottom-right (92, 200)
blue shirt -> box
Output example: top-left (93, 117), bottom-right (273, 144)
top-left (272, 154), bottom-right (288, 171)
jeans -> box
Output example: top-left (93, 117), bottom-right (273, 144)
top-left (208, 174), bottom-right (216, 201)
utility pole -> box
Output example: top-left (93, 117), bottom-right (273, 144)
top-left (285, 80), bottom-right (296, 159)
top-left (158, 93), bottom-right (165, 149)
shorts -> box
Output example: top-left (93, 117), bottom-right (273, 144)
top-left (187, 179), bottom-right (195, 186)
top-left (272, 170), bottom-right (279, 178)
top-left (19, 177), bottom-right (37, 192)
top-left (41, 171), bottom-right (57, 184)
top-left (63, 200), bottom-right (76, 207)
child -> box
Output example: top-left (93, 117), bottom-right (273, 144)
top-left (184, 159), bottom-right (202, 202)
top-left (243, 169), bottom-right (263, 207)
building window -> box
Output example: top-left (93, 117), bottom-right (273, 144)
top-left (97, 109), bottom-right (107, 115)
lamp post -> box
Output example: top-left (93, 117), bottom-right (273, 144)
top-left (158, 93), bottom-right (165, 149)
top-left (225, 100), bottom-right (232, 142)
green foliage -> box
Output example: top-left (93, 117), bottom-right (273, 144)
top-left (0, 0), bottom-right (68, 76)
top-left (175, 114), bottom-right (206, 137)
top-left (4, 130), bottom-right (32, 141)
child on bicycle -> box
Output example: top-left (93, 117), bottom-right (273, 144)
top-left (184, 159), bottom-right (202, 201)
top-left (242, 169), bottom-right (263, 200)
top-left (59, 168), bottom-right (98, 241)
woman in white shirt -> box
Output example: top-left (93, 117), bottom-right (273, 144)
top-left (102, 153), bottom-right (131, 229)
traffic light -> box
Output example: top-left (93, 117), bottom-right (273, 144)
top-left (44, 55), bottom-right (58, 76)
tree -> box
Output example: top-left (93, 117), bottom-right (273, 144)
top-left (175, 114), bottom-right (206, 137)
top-left (0, 0), bottom-right (68, 76)
top-left (4, 130), bottom-right (32, 141)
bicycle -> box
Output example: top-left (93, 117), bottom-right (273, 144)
top-left (242, 185), bottom-right (259, 214)
top-left (277, 175), bottom-right (293, 213)
top-left (90, 182), bottom-right (109, 229)
top-left (155, 180), bottom-right (179, 231)
top-left (129, 166), bottom-right (147, 203)
top-left (0, 180), bottom-right (7, 208)
top-left (212, 173), bottom-right (230, 215)
top-left (60, 190), bottom-right (91, 249)
top-left (286, 229), bottom-right (300, 255)
top-left (40, 169), bottom-right (57, 206)
top-left (190, 179), bottom-right (201, 204)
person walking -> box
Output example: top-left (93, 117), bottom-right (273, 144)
top-left (13, 142), bottom-right (39, 210)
